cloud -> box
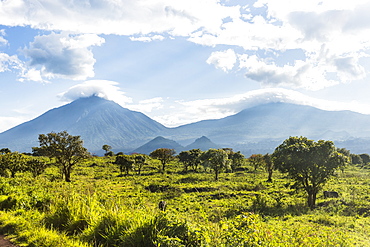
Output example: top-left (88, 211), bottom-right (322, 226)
top-left (0, 29), bottom-right (7, 46)
top-left (129, 97), bottom-right (164, 113)
top-left (238, 54), bottom-right (339, 90)
top-left (0, 0), bottom-right (240, 36)
top-left (130, 35), bottom-right (165, 42)
top-left (196, 1), bottom-right (370, 89)
top-left (59, 80), bottom-right (132, 106)
top-left (206, 49), bottom-right (237, 72)
top-left (22, 32), bottom-right (105, 81)
top-left (1, 0), bottom-right (370, 90)
top-left (0, 53), bottom-right (23, 73)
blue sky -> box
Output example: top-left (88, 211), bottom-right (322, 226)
top-left (1, 0), bottom-right (370, 132)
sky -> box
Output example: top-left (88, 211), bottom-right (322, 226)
top-left (1, 0), bottom-right (370, 132)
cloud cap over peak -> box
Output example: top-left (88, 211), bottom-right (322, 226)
top-left (59, 80), bottom-right (132, 105)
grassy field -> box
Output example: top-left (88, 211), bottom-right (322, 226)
top-left (0, 156), bottom-right (369, 246)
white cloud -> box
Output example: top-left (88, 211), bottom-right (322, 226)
top-left (0, 0), bottom-right (240, 36)
top-left (195, 1), bottom-right (370, 89)
top-left (0, 29), bottom-right (7, 46)
top-left (1, 0), bottom-right (370, 90)
top-left (130, 35), bottom-right (165, 42)
top-left (129, 97), bottom-right (164, 113)
top-left (0, 53), bottom-right (23, 73)
top-left (22, 32), bottom-right (105, 81)
top-left (59, 80), bottom-right (132, 106)
top-left (206, 49), bottom-right (237, 72)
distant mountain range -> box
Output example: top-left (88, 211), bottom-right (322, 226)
top-left (1, 95), bottom-right (370, 155)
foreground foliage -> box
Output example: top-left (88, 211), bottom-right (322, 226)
top-left (0, 152), bottom-right (368, 246)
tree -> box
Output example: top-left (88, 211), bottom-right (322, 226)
top-left (227, 150), bottom-right (245, 172)
top-left (263, 153), bottom-right (274, 182)
top-left (200, 149), bottom-right (229, 180)
top-left (133, 154), bottom-right (147, 175)
top-left (150, 148), bottom-right (176, 172)
top-left (178, 149), bottom-right (202, 171)
top-left (273, 136), bottom-right (347, 209)
top-left (359, 153), bottom-right (370, 165)
top-left (350, 154), bottom-right (363, 165)
top-left (102, 145), bottom-right (113, 156)
top-left (32, 131), bottom-right (89, 182)
top-left (0, 148), bottom-right (11, 155)
top-left (248, 154), bottom-right (264, 172)
top-left (114, 154), bottom-right (134, 175)
top-left (26, 158), bottom-right (49, 178)
top-left (0, 152), bottom-right (27, 178)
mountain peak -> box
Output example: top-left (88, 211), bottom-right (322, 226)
top-left (0, 96), bottom-right (166, 153)
top-left (185, 136), bottom-right (220, 151)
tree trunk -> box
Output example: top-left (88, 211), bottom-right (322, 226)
top-left (64, 166), bottom-right (71, 182)
top-left (215, 170), bottom-right (219, 181)
top-left (267, 170), bottom-right (273, 182)
top-left (162, 161), bottom-right (166, 172)
top-left (307, 191), bottom-right (317, 209)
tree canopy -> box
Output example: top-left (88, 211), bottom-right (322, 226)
top-left (178, 149), bottom-right (202, 171)
top-left (150, 148), bottom-right (176, 172)
top-left (200, 149), bottom-right (229, 180)
top-left (273, 136), bottom-right (348, 209)
top-left (32, 131), bottom-right (89, 182)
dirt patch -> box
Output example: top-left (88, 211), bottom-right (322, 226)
top-left (0, 235), bottom-right (18, 247)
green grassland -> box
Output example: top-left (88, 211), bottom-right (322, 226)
top-left (0, 156), bottom-right (369, 246)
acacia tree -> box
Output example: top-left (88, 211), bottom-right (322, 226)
top-left (273, 136), bottom-right (347, 209)
top-left (150, 148), bottom-right (176, 172)
top-left (32, 131), bottom-right (89, 182)
top-left (200, 149), bottom-right (229, 180)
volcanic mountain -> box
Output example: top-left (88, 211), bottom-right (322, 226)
top-left (163, 103), bottom-right (370, 154)
top-left (2, 97), bottom-right (370, 155)
top-left (0, 96), bottom-right (167, 154)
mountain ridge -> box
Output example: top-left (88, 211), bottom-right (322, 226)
top-left (2, 97), bottom-right (370, 155)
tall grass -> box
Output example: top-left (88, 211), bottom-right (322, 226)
top-left (0, 157), bottom-right (369, 246)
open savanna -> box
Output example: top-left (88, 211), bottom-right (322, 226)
top-left (0, 155), bottom-right (369, 247)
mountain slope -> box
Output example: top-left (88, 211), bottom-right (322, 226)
top-left (166, 103), bottom-right (370, 145)
top-left (0, 96), bottom-right (167, 153)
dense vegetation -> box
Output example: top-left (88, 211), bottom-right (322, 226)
top-left (0, 134), bottom-right (369, 246)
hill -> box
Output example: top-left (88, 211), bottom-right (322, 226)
top-left (185, 136), bottom-right (220, 151)
top-left (131, 136), bottom-right (184, 155)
